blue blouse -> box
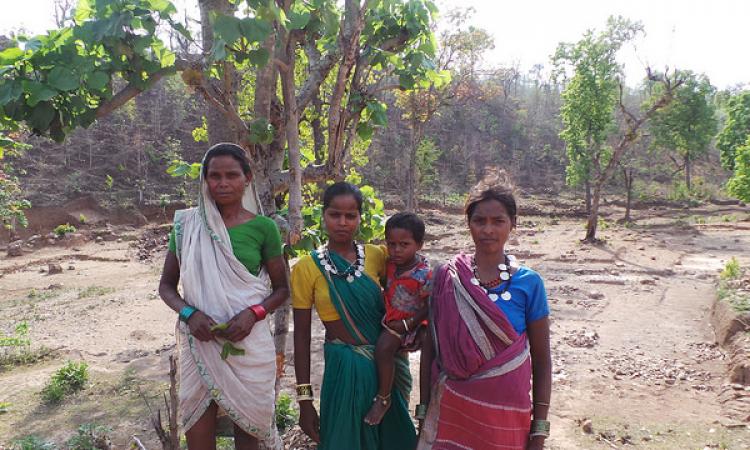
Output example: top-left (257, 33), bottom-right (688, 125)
top-left (487, 266), bottom-right (549, 335)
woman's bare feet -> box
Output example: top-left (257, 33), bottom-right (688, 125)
top-left (364, 393), bottom-right (391, 425)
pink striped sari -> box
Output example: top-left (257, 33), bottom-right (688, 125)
top-left (417, 254), bottom-right (532, 450)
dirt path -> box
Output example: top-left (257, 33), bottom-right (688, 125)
top-left (0, 204), bottom-right (748, 448)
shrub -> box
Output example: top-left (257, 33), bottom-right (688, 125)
top-left (66, 424), bottom-right (111, 450)
top-left (720, 257), bottom-right (742, 281)
top-left (53, 223), bottom-right (76, 237)
top-left (275, 392), bottom-right (299, 433)
top-left (41, 361), bottom-right (89, 404)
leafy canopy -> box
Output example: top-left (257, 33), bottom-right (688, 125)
top-left (553, 16), bottom-right (643, 187)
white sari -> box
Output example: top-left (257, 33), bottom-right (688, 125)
top-left (172, 157), bottom-right (280, 447)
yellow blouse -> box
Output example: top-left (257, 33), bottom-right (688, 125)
top-left (291, 244), bottom-right (387, 322)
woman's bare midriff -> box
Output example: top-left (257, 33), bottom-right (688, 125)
top-left (322, 319), bottom-right (359, 345)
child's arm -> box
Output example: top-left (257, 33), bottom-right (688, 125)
top-left (417, 325), bottom-right (434, 429)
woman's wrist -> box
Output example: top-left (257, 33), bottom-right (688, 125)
top-left (248, 304), bottom-right (267, 320)
top-left (179, 305), bottom-right (198, 323)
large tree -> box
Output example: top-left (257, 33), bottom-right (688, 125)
top-left (0, 0), bottom-right (441, 417)
top-left (648, 71), bottom-right (717, 190)
top-left (554, 16), bottom-right (682, 241)
top-left (717, 90), bottom-right (750, 171)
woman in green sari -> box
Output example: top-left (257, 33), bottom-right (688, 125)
top-left (291, 182), bottom-right (417, 450)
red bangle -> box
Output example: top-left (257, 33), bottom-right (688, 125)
top-left (249, 304), bottom-right (267, 320)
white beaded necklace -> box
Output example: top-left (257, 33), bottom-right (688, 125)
top-left (316, 242), bottom-right (365, 283)
top-left (470, 254), bottom-right (519, 301)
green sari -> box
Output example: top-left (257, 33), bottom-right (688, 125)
top-left (313, 249), bottom-right (417, 450)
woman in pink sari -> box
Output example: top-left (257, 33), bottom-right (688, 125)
top-left (417, 169), bottom-right (552, 450)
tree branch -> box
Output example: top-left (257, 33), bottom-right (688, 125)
top-left (95, 60), bottom-right (187, 119)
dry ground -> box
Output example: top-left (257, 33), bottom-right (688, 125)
top-left (1, 200), bottom-right (749, 449)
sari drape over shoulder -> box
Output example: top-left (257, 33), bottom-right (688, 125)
top-left (418, 254), bottom-right (532, 450)
top-left (312, 248), bottom-right (417, 450)
top-left (172, 151), bottom-right (280, 448)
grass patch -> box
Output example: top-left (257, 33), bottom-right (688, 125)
top-left (26, 289), bottom-right (63, 302)
top-left (66, 423), bottom-right (111, 450)
top-left (77, 286), bottom-right (115, 299)
top-left (11, 435), bottom-right (57, 450)
top-left (41, 361), bottom-right (89, 405)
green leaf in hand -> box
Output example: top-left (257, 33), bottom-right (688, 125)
top-left (220, 342), bottom-right (245, 361)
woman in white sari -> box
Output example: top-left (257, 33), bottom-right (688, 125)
top-left (159, 143), bottom-right (289, 450)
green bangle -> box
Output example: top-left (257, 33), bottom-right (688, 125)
top-left (530, 419), bottom-right (550, 433)
top-left (179, 306), bottom-right (197, 323)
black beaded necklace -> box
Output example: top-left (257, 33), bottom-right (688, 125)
top-left (470, 254), bottom-right (518, 301)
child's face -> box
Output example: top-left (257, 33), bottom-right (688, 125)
top-left (386, 228), bottom-right (422, 267)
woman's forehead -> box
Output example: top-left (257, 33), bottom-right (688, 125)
top-left (327, 195), bottom-right (359, 210)
top-left (208, 155), bottom-right (243, 170)
top-left (472, 199), bottom-right (511, 217)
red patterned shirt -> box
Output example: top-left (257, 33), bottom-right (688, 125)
top-left (384, 254), bottom-right (432, 322)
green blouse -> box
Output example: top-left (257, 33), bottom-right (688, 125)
top-left (168, 215), bottom-right (283, 276)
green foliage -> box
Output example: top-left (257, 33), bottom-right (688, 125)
top-left (415, 138), bottom-right (442, 189)
top-left (275, 392), bottom-right (299, 433)
top-left (716, 91), bottom-right (750, 171)
top-left (0, 171), bottom-right (31, 231)
top-left (553, 16), bottom-right (643, 188)
top-left (648, 71), bottom-right (717, 172)
top-left (727, 139), bottom-right (750, 202)
top-left (11, 435), bottom-right (57, 450)
top-left (0, 322), bottom-right (34, 368)
top-left (720, 257), bottom-right (742, 281)
top-left (78, 213), bottom-right (87, 224)
top-left (53, 223), bottom-right (76, 237)
top-left (167, 159), bottom-right (201, 180)
top-left (66, 424), bottom-right (111, 450)
top-left (104, 174), bottom-right (114, 190)
top-left (192, 116), bottom-right (209, 143)
top-left (0, 0), bottom-right (185, 141)
top-left (41, 360), bottom-right (89, 404)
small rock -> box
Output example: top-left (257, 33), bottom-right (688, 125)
top-left (68, 265), bottom-right (75, 270)
top-left (581, 419), bottom-right (593, 434)
top-left (46, 283), bottom-right (63, 290)
top-left (48, 263), bottom-right (63, 275)
top-left (7, 244), bottom-right (23, 257)
top-left (640, 278), bottom-right (657, 285)
top-left (565, 299), bottom-right (574, 304)
top-left (588, 291), bottom-right (605, 300)
top-left (95, 236), bottom-right (103, 243)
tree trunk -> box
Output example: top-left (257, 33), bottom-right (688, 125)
top-left (584, 178), bottom-right (592, 215)
top-left (685, 153), bottom-right (692, 191)
top-left (584, 182), bottom-right (602, 242)
top-left (406, 122), bottom-right (421, 212)
top-left (624, 168), bottom-right (633, 222)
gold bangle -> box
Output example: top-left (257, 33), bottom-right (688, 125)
top-left (296, 384), bottom-right (313, 397)
top-left (296, 395), bottom-right (314, 402)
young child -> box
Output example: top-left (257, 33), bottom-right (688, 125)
top-left (364, 212), bottom-right (432, 426)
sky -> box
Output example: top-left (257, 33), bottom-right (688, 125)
top-left (1, 0), bottom-right (748, 89)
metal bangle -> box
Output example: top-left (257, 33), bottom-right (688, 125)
top-left (402, 319), bottom-right (410, 333)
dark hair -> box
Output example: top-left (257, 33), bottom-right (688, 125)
top-left (385, 212), bottom-right (426, 243)
top-left (465, 168), bottom-right (517, 222)
top-left (202, 143), bottom-right (251, 177)
top-left (322, 182), bottom-right (363, 213)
